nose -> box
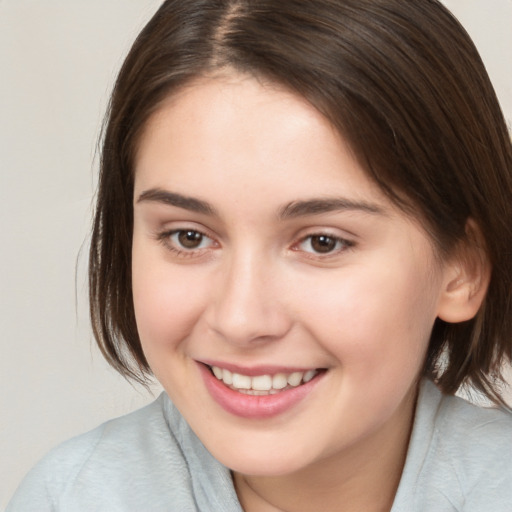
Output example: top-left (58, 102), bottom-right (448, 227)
top-left (205, 250), bottom-right (292, 346)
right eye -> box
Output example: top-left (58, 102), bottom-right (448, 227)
top-left (158, 229), bottom-right (216, 255)
top-left (173, 230), bottom-right (210, 249)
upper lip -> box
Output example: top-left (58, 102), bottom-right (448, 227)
top-left (198, 359), bottom-right (323, 376)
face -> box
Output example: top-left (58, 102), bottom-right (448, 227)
top-left (132, 74), bottom-right (451, 477)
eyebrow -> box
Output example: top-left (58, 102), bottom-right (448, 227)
top-left (137, 188), bottom-right (385, 219)
top-left (279, 197), bottom-right (386, 219)
top-left (136, 189), bottom-right (217, 216)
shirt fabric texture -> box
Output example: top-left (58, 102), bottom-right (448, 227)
top-left (7, 380), bottom-right (512, 511)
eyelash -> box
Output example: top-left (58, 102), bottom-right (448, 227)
top-left (294, 233), bottom-right (355, 257)
top-left (156, 228), bottom-right (216, 257)
top-left (155, 229), bottom-right (355, 259)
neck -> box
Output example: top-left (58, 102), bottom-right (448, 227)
top-left (233, 387), bottom-right (417, 512)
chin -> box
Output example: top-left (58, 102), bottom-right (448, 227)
top-left (204, 434), bottom-right (318, 477)
top-left (225, 455), bottom-right (306, 477)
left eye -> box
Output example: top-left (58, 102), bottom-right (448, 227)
top-left (298, 234), bottom-right (351, 254)
top-left (169, 230), bottom-right (213, 250)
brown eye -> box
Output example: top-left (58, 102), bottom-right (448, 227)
top-left (310, 235), bottom-right (337, 253)
top-left (158, 228), bottom-right (215, 255)
top-left (297, 233), bottom-right (353, 255)
top-left (177, 230), bottom-right (204, 249)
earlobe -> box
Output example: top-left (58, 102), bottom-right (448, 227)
top-left (437, 220), bottom-right (491, 324)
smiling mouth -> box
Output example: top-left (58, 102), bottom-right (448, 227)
top-left (208, 365), bottom-right (324, 395)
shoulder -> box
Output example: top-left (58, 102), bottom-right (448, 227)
top-left (436, 387), bottom-right (512, 439)
top-left (398, 380), bottom-right (512, 511)
top-left (414, 380), bottom-right (512, 458)
top-left (6, 394), bottom-right (197, 511)
top-left (433, 388), bottom-right (512, 507)
top-left (433, 387), bottom-right (512, 471)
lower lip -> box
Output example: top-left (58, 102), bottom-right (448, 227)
top-left (198, 364), bottom-right (324, 419)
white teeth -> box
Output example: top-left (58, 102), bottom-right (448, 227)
top-left (303, 370), bottom-right (317, 383)
top-left (272, 373), bottom-right (288, 390)
top-left (232, 373), bottom-right (251, 389)
top-left (252, 374), bottom-right (273, 391)
top-left (222, 369), bottom-right (233, 385)
top-left (287, 372), bottom-right (303, 386)
top-left (210, 366), bottom-right (320, 392)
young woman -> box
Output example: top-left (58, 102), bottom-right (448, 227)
top-left (8, 0), bottom-right (512, 510)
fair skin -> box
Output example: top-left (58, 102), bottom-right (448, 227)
top-left (131, 73), bottom-right (485, 512)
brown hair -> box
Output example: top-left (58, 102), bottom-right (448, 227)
top-left (90, 0), bottom-right (512, 405)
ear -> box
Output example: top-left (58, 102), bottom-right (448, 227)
top-left (437, 220), bottom-right (491, 323)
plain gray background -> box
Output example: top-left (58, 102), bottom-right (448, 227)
top-left (1, 1), bottom-right (511, 509)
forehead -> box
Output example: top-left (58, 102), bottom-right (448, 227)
top-left (134, 74), bottom-right (388, 207)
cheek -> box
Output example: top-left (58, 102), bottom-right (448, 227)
top-left (131, 246), bottom-right (207, 357)
top-left (297, 261), bottom-right (438, 372)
